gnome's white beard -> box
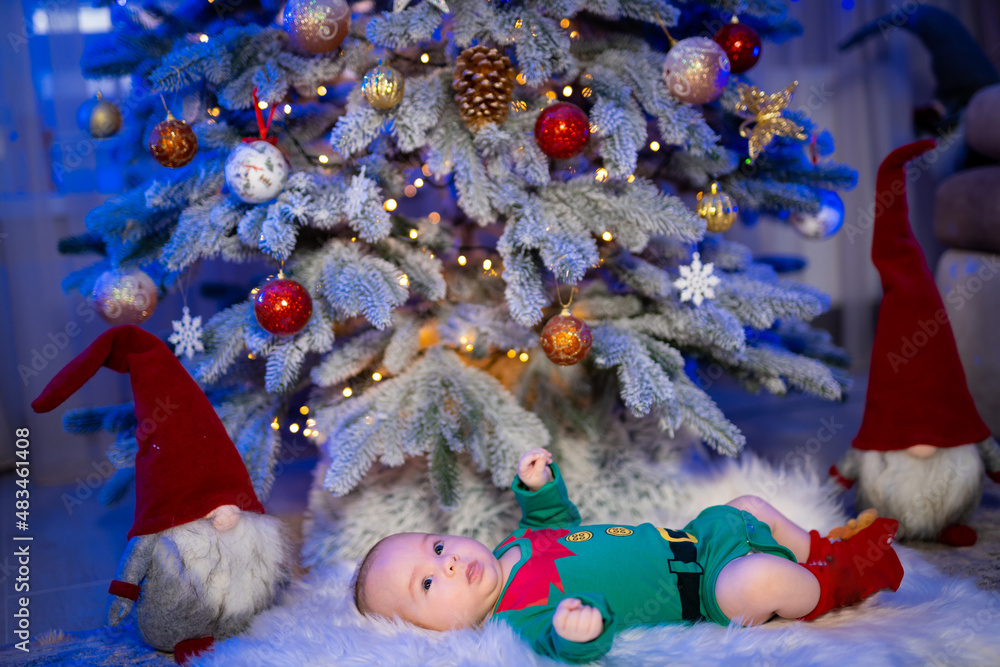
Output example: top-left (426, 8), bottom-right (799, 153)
top-left (136, 511), bottom-right (291, 650)
top-left (854, 444), bottom-right (984, 540)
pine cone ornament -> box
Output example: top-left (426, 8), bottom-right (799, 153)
top-left (452, 45), bottom-right (516, 131)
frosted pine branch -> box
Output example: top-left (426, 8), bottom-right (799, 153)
top-left (317, 347), bottom-right (546, 505)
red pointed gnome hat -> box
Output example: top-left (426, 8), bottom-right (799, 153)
top-left (32, 325), bottom-right (264, 538)
top-left (853, 140), bottom-right (990, 451)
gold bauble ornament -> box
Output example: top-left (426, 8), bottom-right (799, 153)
top-left (78, 92), bottom-right (122, 139)
top-left (362, 61), bottom-right (405, 110)
top-left (734, 81), bottom-right (808, 163)
top-left (696, 182), bottom-right (738, 233)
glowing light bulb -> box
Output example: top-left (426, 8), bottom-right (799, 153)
top-left (562, 85), bottom-right (573, 97)
top-left (507, 349), bottom-right (517, 358)
top-left (483, 259), bottom-right (492, 270)
top-left (595, 168), bottom-right (609, 182)
top-left (258, 101), bottom-right (268, 110)
top-left (199, 34), bottom-right (209, 43)
top-left (409, 229), bottom-right (418, 239)
top-left (372, 372), bottom-right (382, 381)
top-left (650, 141), bottom-right (660, 151)
top-left (428, 212), bottom-right (440, 223)
top-left (602, 231), bottom-right (613, 241)
top-left (384, 199), bottom-right (397, 211)
top-left (317, 86), bottom-right (327, 96)
top-left (284, 104), bottom-right (292, 114)
top-left (560, 18), bottom-right (570, 28)
top-left (414, 178), bottom-right (424, 187)
top-left (519, 352), bottom-right (529, 362)
top-left (458, 255), bottom-right (467, 266)
top-left (270, 419), bottom-right (279, 430)
top-left (342, 387), bottom-right (353, 397)
top-left (420, 53), bottom-right (430, 63)
top-left (318, 155), bottom-right (329, 164)
top-left (300, 406), bottom-right (310, 415)
top-left (289, 423), bottom-right (299, 433)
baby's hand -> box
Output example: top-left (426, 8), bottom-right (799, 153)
top-left (517, 448), bottom-right (553, 491)
top-left (553, 598), bottom-right (603, 643)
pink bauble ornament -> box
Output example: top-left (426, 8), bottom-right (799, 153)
top-left (283, 0), bottom-right (351, 55)
top-left (92, 268), bottom-right (159, 325)
top-left (662, 37), bottom-right (730, 105)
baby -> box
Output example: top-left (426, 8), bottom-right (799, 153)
top-left (354, 448), bottom-right (904, 663)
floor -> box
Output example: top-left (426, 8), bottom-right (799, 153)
top-left (2, 371), bottom-right (997, 648)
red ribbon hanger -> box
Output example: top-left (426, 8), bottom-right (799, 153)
top-left (243, 87), bottom-right (279, 146)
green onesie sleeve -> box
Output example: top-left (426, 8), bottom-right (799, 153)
top-left (511, 462), bottom-right (582, 529)
top-left (497, 591), bottom-right (617, 664)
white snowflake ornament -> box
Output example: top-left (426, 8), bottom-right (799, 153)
top-left (168, 306), bottom-right (204, 359)
top-left (674, 252), bottom-right (721, 306)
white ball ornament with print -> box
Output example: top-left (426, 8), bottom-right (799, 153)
top-left (225, 141), bottom-right (289, 204)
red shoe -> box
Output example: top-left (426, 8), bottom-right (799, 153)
top-left (939, 524), bottom-right (977, 547)
top-left (174, 636), bottom-right (214, 664)
top-left (799, 518), bottom-right (904, 620)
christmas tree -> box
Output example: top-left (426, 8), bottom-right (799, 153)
top-left (64, 0), bottom-right (856, 562)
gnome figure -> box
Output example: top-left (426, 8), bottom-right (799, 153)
top-left (32, 326), bottom-right (292, 663)
top-left (830, 140), bottom-right (1000, 547)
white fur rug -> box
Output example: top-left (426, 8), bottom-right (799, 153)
top-left (189, 453), bottom-right (1000, 667)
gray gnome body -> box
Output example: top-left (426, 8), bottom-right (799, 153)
top-left (836, 441), bottom-right (1000, 542)
top-left (109, 508), bottom-right (290, 652)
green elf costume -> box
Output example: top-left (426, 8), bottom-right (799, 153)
top-left (491, 463), bottom-right (903, 663)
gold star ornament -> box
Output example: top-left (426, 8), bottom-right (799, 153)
top-left (394, 0), bottom-right (449, 12)
top-left (734, 81), bottom-right (807, 162)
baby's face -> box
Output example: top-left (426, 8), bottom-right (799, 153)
top-left (364, 532), bottom-right (504, 631)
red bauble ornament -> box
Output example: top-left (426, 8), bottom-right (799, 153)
top-left (540, 308), bottom-right (592, 366)
top-left (253, 277), bottom-right (313, 336)
top-left (149, 112), bottom-right (198, 168)
top-left (534, 102), bottom-right (590, 160)
top-left (713, 22), bottom-right (761, 74)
